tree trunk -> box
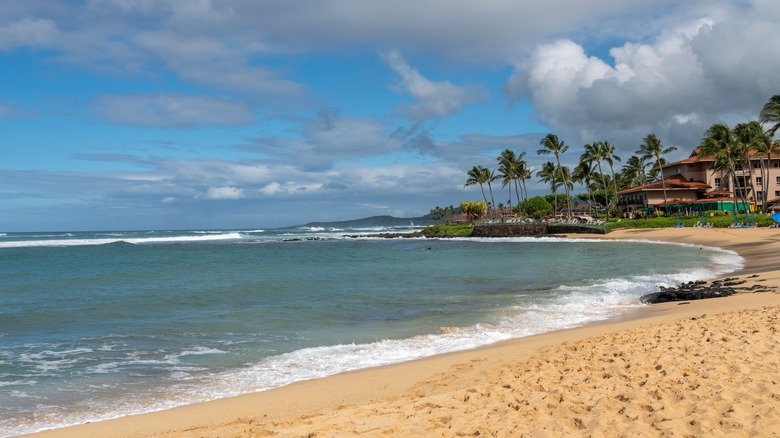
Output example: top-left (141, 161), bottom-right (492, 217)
top-left (487, 181), bottom-right (496, 213)
top-left (657, 155), bottom-right (669, 207)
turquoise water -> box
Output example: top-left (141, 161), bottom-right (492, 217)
top-left (0, 227), bottom-right (742, 436)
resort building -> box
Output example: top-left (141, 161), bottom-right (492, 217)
top-left (617, 148), bottom-right (780, 214)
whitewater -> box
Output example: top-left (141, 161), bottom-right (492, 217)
top-left (0, 227), bottom-right (742, 436)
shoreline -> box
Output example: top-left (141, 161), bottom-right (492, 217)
top-left (23, 228), bottom-right (780, 437)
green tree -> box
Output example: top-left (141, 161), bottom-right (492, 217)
top-left (600, 141), bottom-right (621, 210)
top-left (735, 121), bottom-right (776, 213)
top-left (537, 161), bottom-right (561, 215)
top-left (637, 134), bottom-right (677, 208)
top-left (430, 205), bottom-right (457, 224)
top-left (573, 160), bottom-right (597, 216)
top-left (464, 165), bottom-right (490, 207)
top-left (520, 196), bottom-right (553, 219)
top-left (485, 168), bottom-right (498, 211)
top-left (497, 149), bottom-right (525, 214)
top-left (760, 94), bottom-right (780, 137)
top-left (580, 142), bottom-right (610, 218)
top-left (698, 124), bottom-right (744, 221)
top-left (517, 162), bottom-right (532, 204)
top-left (621, 154), bottom-right (651, 188)
top-left (459, 201), bottom-right (487, 223)
top-left (538, 134), bottom-right (572, 218)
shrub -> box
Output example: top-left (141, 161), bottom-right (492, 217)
top-left (460, 201), bottom-right (486, 223)
top-left (421, 224), bottom-right (474, 236)
top-left (604, 213), bottom-right (774, 230)
top-left (520, 196), bottom-right (553, 219)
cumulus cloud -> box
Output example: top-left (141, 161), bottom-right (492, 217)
top-left (259, 181), bottom-right (282, 195)
top-left (205, 186), bottom-right (244, 200)
top-left (507, 3), bottom-right (780, 153)
top-left (382, 50), bottom-right (486, 120)
top-left (95, 93), bottom-right (254, 128)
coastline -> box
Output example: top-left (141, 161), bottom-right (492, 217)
top-left (23, 228), bottom-right (780, 437)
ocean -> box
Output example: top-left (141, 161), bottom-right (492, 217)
top-left (0, 227), bottom-right (742, 436)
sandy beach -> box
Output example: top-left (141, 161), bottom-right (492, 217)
top-left (25, 228), bottom-right (780, 437)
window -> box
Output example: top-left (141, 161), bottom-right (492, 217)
top-left (776, 191), bottom-right (780, 197)
top-left (757, 177), bottom-right (763, 185)
top-left (775, 162), bottom-right (780, 168)
top-left (757, 191), bottom-right (765, 201)
top-left (735, 164), bottom-right (744, 171)
top-left (754, 162), bottom-right (761, 169)
top-left (715, 177), bottom-right (721, 186)
top-left (776, 176), bottom-right (780, 185)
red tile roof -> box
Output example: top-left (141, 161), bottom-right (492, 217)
top-left (618, 174), bottom-right (710, 195)
top-left (660, 147), bottom-right (780, 169)
top-left (703, 189), bottom-right (731, 197)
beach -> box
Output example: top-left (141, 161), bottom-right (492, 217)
top-left (23, 228), bottom-right (780, 437)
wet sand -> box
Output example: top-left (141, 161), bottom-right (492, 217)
top-left (25, 228), bottom-right (780, 437)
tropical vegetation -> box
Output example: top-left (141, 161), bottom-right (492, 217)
top-left (447, 93), bottom-right (780, 227)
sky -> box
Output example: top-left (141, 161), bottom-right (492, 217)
top-left (1, 0), bottom-right (779, 231)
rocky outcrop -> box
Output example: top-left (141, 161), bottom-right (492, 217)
top-left (640, 276), bottom-right (778, 304)
top-left (640, 280), bottom-right (735, 304)
top-left (546, 224), bottom-right (609, 235)
top-left (471, 223), bottom-right (607, 237)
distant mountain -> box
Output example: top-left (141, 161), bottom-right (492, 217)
top-left (291, 215), bottom-right (434, 229)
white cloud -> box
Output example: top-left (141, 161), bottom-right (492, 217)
top-left (0, 18), bottom-right (58, 50)
top-left (259, 181), bottom-right (282, 195)
top-left (247, 110), bottom-right (405, 171)
top-left (205, 186), bottom-right (244, 200)
top-left (131, 30), bottom-right (301, 96)
top-left (382, 50), bottom-right (486, 120)
top-left (95, 93), bottom-right (253, 128)
top-left (507, 3), bottom-right (780, 153)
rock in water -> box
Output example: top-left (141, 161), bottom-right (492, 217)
top-left (639, 280), bottom-right (735, 304)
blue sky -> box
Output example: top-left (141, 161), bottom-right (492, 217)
top-left (1, 0), bottom-right (778, 231)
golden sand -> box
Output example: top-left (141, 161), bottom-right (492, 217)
top-left (25, 228), bottom-right (780, 437)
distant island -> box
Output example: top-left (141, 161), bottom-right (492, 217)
top-left (287, 215), bottom-right (435, 229)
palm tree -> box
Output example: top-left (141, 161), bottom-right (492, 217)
top-left (559, 165), bottom-right (573, 212)
top-left (485, 168), bottom-right (498, 212)
top-left (517, 163), bottom-right (532, 205)
top-left (465, 165), bottom-right (490, 207)
top-left (735, 120), bottom-right (776, 213)
top-left (698, 124), bottom-right (744, 222)
top-left (760, 94), bottom-right (780, 137)
top-left (573, 160), bottom-right (597, 216)
top-left (538, 134), bottom-right (572, 217)
top-left (537, 161), bottom-right (561, 215)
top-left (601, 141), bottom-right (621, 211)
top-left (497, 149), bottom-right (522, 213)
top-left (637, 134), bottom-right (677, 209)
top-left (580, 142), bottom-right (609, 217)
top-left (622, 155), bottom-right (651, 188)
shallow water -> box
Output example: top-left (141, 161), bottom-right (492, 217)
top-left (0, 227), bottom-right (742, 436)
